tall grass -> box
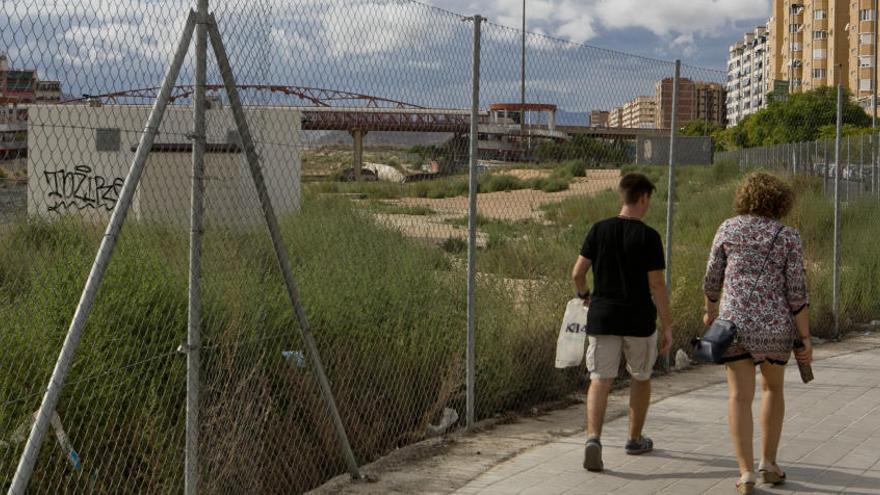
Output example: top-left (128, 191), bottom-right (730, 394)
top-left (480, 161), bottom-right (879, 348)
top-left (2, 162), bottom-right (876, 493)
top-left (0, 194), bottom-right (579, 493)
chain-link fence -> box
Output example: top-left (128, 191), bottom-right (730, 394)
top-left (2, 0), bottom-right (878, 494)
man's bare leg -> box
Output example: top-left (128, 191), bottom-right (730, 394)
top-left (587, 378), bottom-right (613, 438)
top-left (584, 377), bottom-right (613, 472)
top-left (628, 378), bottom-right (651, 441)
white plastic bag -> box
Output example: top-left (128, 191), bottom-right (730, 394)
top-left (555, 298), bottom-right (588, 368)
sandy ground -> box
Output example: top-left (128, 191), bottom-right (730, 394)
top-left (369, 169), bottom-right (617, 246)
top-left (373, 213), bottom-right (489, 248)
top-left (396, 170), bottom-right (618, 222)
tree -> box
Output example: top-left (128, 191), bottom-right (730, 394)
top-left (817, 123), bottom-right (874, 140)
top-left (679, 120), bottom-right (724, 137)
top-left (722, 86), bottom-right (871, 149)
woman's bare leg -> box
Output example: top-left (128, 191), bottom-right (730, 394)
top-left (727, 360), bottom-right (757, 475)
top-left (759, 362), bottom-right (786, 471)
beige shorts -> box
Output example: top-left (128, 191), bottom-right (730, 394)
top-left (586, 332), bottom-right (658, 381)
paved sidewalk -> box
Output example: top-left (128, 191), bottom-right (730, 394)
top-left (454, 349), bottom-right (880, 495)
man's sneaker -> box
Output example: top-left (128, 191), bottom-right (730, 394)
top-left (624, 436), bottom-right (653, 455)
top-left (583, 438), bottom-right (603, 472)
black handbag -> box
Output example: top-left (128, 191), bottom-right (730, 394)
top-left (692, 225), bottom-right (784, 364)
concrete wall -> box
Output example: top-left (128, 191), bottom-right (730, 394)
top-left (635, 136), bottom-right (714, 165)
top-left (28, 104), bottom-right (300, 226)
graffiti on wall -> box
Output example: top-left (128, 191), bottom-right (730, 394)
top-left (44, 165), bottom-right (125, 212)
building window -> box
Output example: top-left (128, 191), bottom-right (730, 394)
top-left (789, 23), bottom-right (801, 33)
top-left (792, 42), bottom-right (802, 51)
top-left (813, 30), bottom-right (827, 39)
top-left (860, 9), bottom-right (875, 21)
top-left (861, 55), bottom-right (874, 68)
top-left (813, 48), bottom-right (827, 59)
top-left (813, 68), bottom-right (826, 79)
top-left (861, 79), bottom-right (873, 91)
top-left (814, 9), bottom-right (827, 20)
top-left (861, 33), bottom-right (875, 45)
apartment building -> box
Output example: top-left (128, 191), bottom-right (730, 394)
top-left (589, 109), bottom-right (610, 128)
top-left (767, 1), bottom-right (788, 88)
top-left (849, 0), bottom-right (879, 109)
top-left (655, 77), bottom-right (726, 130)
top-left (1, 53), bottom-right (63, 160)
top-left (621, 96), bottom-right (657, 128)
top-left (35, 80), bottom-right (62, 103)
top-left (764, 1), bottom-right (850, 96)
top-left (608, 107), bottom-right (624, 128)
top-left (802, 0), bottom-right (849, 90)
top-left (727, 26), bottom-right (771, 126)
top-left (604, 97), bottom-right (657, 129)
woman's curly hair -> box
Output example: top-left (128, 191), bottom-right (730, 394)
top-left (734, 172), bottom-right (794, 219)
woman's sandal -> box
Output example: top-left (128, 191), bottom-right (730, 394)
top-left (737, 472), bottom-right (757, 495)
top-left (759, 464), bottom-right (787, 485)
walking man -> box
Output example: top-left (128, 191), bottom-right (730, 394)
top-left (570, 172), bottom-right (673, 472)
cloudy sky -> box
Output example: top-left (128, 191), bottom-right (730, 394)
top-left (3, 0), bottom-right (769, 114)
top-left (433, 0), bottom-right (771, 68)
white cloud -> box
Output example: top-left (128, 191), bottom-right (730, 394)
top-left (318, 2), bottom-right (455, 57)
top-left (592, 0), bottom-right (769, 37)
top-left (671, 33), bottom-right (697, 57)
top-left (434, 0), bottom-right (768, 45)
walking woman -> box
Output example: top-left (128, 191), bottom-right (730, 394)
top-left (702, 172), bottom-right (813, 494)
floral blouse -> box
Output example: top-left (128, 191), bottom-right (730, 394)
top-left (703, 215), bottom-right (810, 364)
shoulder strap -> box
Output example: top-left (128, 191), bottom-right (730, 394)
top-left (745, 225), bottom-right (785, 305)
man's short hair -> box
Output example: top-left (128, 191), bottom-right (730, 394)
top-left (619, 173), bottom-right (656, 205)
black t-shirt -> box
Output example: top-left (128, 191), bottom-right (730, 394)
top-left (580, 216), bottom-right (666, 337)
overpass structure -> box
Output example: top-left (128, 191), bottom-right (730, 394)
top-left (59, 85), bottom-right (664, 174)
top-left (63, 85), bottom-right (667, 139)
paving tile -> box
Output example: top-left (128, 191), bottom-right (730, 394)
top-left (453, 349), bottom-right (880, 495)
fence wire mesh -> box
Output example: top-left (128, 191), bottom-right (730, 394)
top-left (2, 0), bottom-right (880, 494)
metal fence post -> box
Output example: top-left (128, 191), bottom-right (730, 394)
top-left (8, 12), bottom-right (198, 495)
top-left (860, 135), bottom-right (865, 195)
top-left (664, 60), bottom-right (679, 290)
top-left (833, 84), bottom-right (842, 340)
top-left (206, 15), bottom-right (362, 480)
top-left (186, 1), bottom-right (208, 493)
top-left (824, 139), bottom-right (829, 194)
top-left (663, 60), bottom-right (679, 370)
top-left (847, 135), bottom-right (851, 203)
top-left (466, 14), bottom-right (482, 431)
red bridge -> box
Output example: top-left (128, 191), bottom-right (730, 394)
top-left (63, 85), bottom-right (474, 133)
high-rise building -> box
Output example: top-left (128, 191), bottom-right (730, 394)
top-left (849, 0), bottom-right (879, 110)
top-left (621, 96), bottom-right (658, 129)
top-left (655, 77), bottom-right (726, 130)
top-left (608, 107), bottom-right (624, 128)
top-left (802, 0), bottom-right (849, 90)
top-left (727, 26), bottom-right (771, 126)
top-left (589, 110), bottom-right (610, 128)
top-left (764, 1), bottom-right (851, 96)
top-left (603, 97), bottom-right (657, 129)
top-left (767, 1), bottom-right (788, 90)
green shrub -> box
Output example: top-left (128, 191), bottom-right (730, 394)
top-left (480, 174), bottom-right (524, 193)
top-left (540, 177), bottom-right (570, 193)
top-left (441, 237), bottom-right (468, 254)
top-left (565, 160), bottom-right (587, 178)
